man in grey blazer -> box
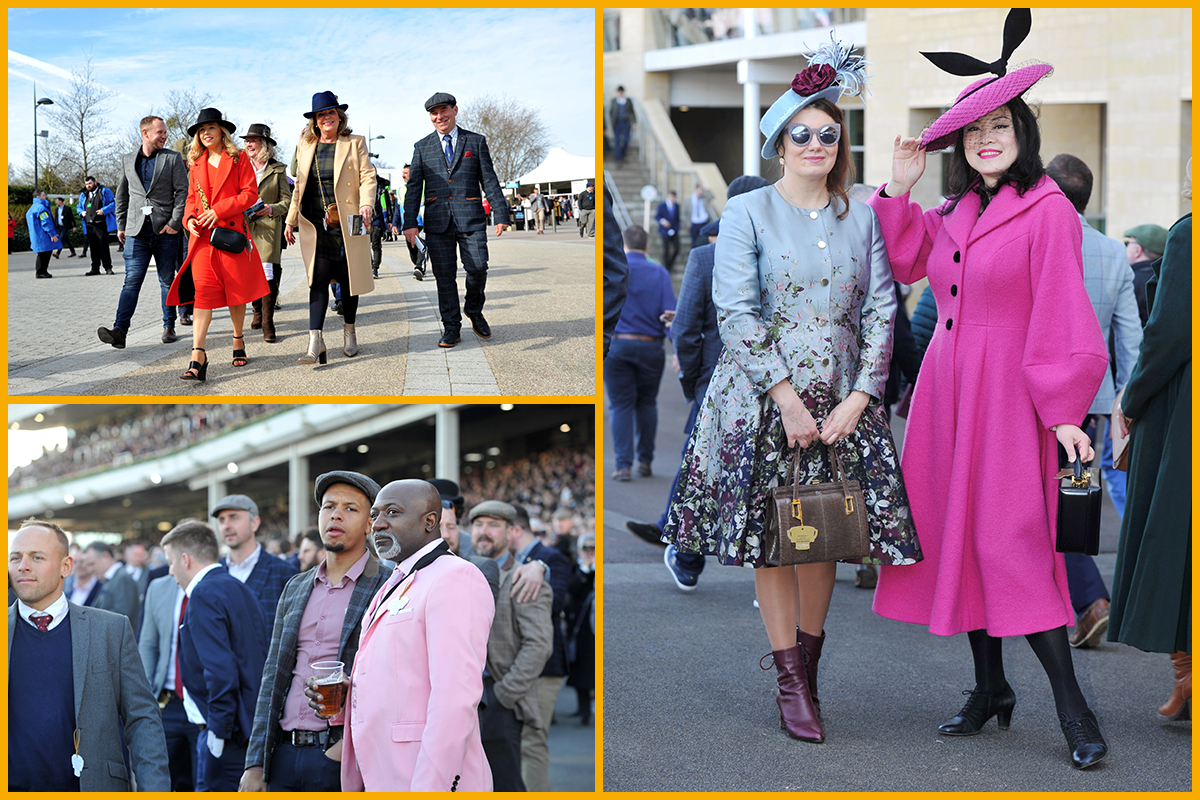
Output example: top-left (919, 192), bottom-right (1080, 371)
top-left (83, 541), bottom-right (141, 625)
top-left (9, 519), bottom-right (170, 791)
top-left (138, 573), bottom-right (199, 790)
top-left (99, 114), bottom-right (189, 349)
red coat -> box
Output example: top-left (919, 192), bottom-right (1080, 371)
top-left (167, 150), bottom-right (268, 309)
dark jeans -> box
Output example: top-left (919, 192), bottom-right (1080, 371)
top-left (161, 694), bottom-right (198, 792)
top-left (56, 227), bottom-right (76, 255)
top-left (34, 251), bottom-right (52, 276)
top-left (114, 232), bottom-right (180, 331)
top-left (658, 397), bottom-right (707, 574)
top-left (86, 224), bottom-right (111, 271)
top-left (604, 337), bottom-right (666, 470)
top-left (1064, 553), bottom-right (1110, 617)
top-left (613, 121), bottom-right (631, 160)
top-left (309, 255), bottom-right (357, 328)
top-left (195, 736), bottom-right (247, 792)
top-left (479, 681), bottom-right (525, 791)
top-left (266, 740), bottom-right (342, 791)
top-left (426, 218), bottom-right (489, 331)
top-left (660, 233), bottom-right (679, 270)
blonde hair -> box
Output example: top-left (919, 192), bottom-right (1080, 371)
top-left (186, 124), bottom-right (242, 168)
top-left (301, 108), bottom-right (352, 144)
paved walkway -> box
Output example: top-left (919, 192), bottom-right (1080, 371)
top-left (8, 227), bottom-right (595, 396)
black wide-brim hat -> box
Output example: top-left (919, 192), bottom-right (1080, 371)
top-left (305, 91), bottom-right (349, 119)
top-left (240, 123), bottom-right (277, 147)
top-left (187, 107), bottom-right (236, 138)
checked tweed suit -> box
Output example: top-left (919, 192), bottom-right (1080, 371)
top-left (404, 126), bottom-right (511, 333)
top-left (244, 555), bottom-right (392, 784)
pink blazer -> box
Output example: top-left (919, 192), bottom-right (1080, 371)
top-left (340, 554), bottom-right (495, 792)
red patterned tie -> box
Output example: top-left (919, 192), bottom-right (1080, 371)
top-left (174, 594), bottom-right (188, 699)
top-left (29, 613), bottom-right (52, 632)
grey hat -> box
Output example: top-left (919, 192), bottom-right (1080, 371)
top-left (467, 500), bottom-right (516, 524)
top-left (313, 471), bottom-right (381, 506)
top-left (424, 92), bottom-right (457, 112)
top-left (211, 494), bottom-right (259, 519)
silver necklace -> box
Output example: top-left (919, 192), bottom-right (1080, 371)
top-left (776, 179), bottom-right (828, 211)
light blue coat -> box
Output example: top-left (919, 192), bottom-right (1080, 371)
top-left (1077, 213), bottom-right (1143, 414)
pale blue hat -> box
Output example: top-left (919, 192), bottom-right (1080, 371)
top-left (759, 36), bottom-right (870, 160)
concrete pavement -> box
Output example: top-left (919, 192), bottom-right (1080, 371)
top-left (8, 227), bottom-right (595, 396)
top-left (602, 365), bottom-right (1191, 791)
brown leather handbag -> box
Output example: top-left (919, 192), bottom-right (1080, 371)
top-left (764, 443), bottom-right (871, 566)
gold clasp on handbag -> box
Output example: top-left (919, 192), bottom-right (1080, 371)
top-left (1071, 468), bottom-right (1092, 489)
top-left (787, 500), bottom-right (819, 550)
top-left (844, 496), bottom-right (855, 515)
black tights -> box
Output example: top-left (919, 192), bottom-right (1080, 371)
top-left (309, 254), bottom-right (357, 329)
top-left (967, 627), bottom-right (1088, 719)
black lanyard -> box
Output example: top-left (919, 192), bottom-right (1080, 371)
top-left (375, 540), bottom-right (452, 611)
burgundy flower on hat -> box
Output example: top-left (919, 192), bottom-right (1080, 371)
top-left (792, 64), bottom-right (837, 97)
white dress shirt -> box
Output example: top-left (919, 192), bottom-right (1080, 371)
top-left (226, 543), bottom-right (261, 583)
top-left (17, 592), bottom-right (70, 631)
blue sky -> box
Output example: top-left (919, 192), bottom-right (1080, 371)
top-left (8, 8), bottom-right (595, 171)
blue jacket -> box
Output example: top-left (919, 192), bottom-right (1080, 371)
top-left (77, 186), bottom-right (117, 234)
top-left (910, 284), bottom-right (939, 360)
top-left (670, 242), bottom-right (720, 402)
top-left (179, 566), bottom-right (268, 745)
top-left (25, 197), bottom-right (59, 252)
top-left (523, 541), bottom-right (572, 676)
top-left (220, 550), bottom-right (298, 634)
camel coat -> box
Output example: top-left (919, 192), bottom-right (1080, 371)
top-left (286, 133), bottom-right (376, 297)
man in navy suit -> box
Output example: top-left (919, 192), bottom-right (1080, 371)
top-left (655, 191), bottom-right (681, 270)
top-left (403, 91), bottom-right (511, 348)
top-left (212, 494), bottom-right (296, 634)
top-left (162, 520), bottom-right (267, 792)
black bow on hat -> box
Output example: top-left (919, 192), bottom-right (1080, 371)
top-left (921, 8), bottom-right (1031, 78)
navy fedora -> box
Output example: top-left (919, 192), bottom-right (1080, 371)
top-left (304, 91), bottom-right (349, 119)
top-left (186, 107), bottom-right (236, 137)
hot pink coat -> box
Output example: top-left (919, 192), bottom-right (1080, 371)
top-left (340, 555), bottom-right (494, 792)
top-left (868, 177), bottom-right (1107, 637)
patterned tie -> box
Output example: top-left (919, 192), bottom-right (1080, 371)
top-left (29, 613), bottom-right (52, 632)
top-left (443, 134), bottom-right (454, 165)
top-left (174, 594), bottom-right (188, 699)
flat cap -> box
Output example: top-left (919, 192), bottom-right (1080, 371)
top-left (314, 471), bottom-right (381, 506)
top-left (424, 92), bottom-right (457, 112)
top-left (211, 494), bottom-right (259, 519)
top-left (1123, 224), bottom-right (1169, 257)
top-left (467, 500), bottom-right (516, 524)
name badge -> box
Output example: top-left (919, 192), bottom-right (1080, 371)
top-left (141, 206), bottom-right (153, 216)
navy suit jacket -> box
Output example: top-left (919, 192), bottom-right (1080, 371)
top-left (525, 541), bottom-right (571, 676)
top-left (220, 550), bottom-right (297, 634)
top-left (404, 126), bottom-right (510, 235)
top-left (179, 566), bottom-right (268, 745)
top-left (670, 241), bottom-right (721, 402)
top-left (655, 200), bottom-right (680, 238)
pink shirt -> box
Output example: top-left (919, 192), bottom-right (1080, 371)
top-left (279, 549), bottom-right (370, 731)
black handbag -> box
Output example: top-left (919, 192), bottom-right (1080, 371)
top-left (764, 443), bottom-right (871, 566)
top-left (1056, 453), bottom-right (1102, 555)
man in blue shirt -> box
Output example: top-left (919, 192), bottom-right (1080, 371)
top-left (604, 224), bottom-right (676, 482)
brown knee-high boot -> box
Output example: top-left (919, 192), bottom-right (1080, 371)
top-left (1159, 651), bottom-right (1191, 720)
top-left (761, 645), bottom-right (823, 742)
top-left (262, 276), bottom-right (280, 343)
top-left (797, 628), bottom-right (826, 717)
top-left (251, 298), bottom-right (263, 329)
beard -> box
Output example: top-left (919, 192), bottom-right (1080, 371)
top-left (324, 541), bottom-right (345, 553)
top-left (375, 531), bottom-right (403, 561)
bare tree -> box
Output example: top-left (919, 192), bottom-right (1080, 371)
top-left (50, 55), bottom-right (118, 187)
top-left (14, 135), bottom-right (82, 193)
top-left (455, 94), bottom-right (553, 184)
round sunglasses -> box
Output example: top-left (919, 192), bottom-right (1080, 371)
top-left (789, 122), bottom-right (842, 148)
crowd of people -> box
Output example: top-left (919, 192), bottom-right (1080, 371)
top-left (9, 462), bottom-right (596, 791)
top-left (605, 10), bottom-right (1190, 772)
top-left (9, 404), bottom-right (282, 489)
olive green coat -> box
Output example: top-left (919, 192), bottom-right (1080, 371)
top-left (248, 159), bottom-right (292, 265)
top-left (1107, 213), bottom-right (1191, 654)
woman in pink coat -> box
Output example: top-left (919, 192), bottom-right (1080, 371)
top-left (867, 10), bottom-right (1109, 769)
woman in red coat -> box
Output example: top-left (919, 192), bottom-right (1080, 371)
top-left (167, 107), bottom-right (268, 382)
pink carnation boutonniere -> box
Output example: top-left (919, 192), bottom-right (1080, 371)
top-left (792, 63), bottom-right (837, 96)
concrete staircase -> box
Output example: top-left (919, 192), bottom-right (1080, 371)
top-left (606, 141), bottom-right (692, 272)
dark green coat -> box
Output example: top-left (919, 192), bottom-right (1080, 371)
top-left (1107, 213), bottom-right (1191, 654)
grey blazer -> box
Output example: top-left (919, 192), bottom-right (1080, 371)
top-left (114, 147), bottom-right (188, 236)
top-left (8, 602), bottom-right (171, 791)
top-left (95, 566), bottom-right (140, 626)
top-left (486, 564), bottom-right (553, 729)
top-left (137, 574), bottom-right (179, 696)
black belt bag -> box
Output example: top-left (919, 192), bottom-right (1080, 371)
top-left (209, 225), bottom-right (248, 253)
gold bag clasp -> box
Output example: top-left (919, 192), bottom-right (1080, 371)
top-left (844, 496), bottom-right (854, 515)
top-left (787, 500), bottom-right (817, 550)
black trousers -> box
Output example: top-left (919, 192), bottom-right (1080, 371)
top-left (87, 225), bottom-right (112, 271)
top-left (479, 681), bottom-right (525, 791)
top-left (309, 254), bottom-right (357, 328)
top-left (34, 251), bottom-right (52, 276)
top-left (370, 224), bottom-right (384, 272)
top-left (660, 233), bottom-right (679, 270)
top-left (426, 218), bottom-right (488, 331)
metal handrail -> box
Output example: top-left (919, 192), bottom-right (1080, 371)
top-left (603, 170), bottom-right (633, 231)
top-left (634, 98), bottom-right (726, 221)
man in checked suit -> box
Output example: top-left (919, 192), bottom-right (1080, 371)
top-left (239, 471), bottom-right (391, 792)
top-left (403, 91), bottom-right (511, 348)
top-left (212, 494), bottom-right (297, 634)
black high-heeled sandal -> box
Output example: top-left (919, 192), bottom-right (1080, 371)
top-left (180, 347), bottom-right (207, 382)
top-left (232, 334), bottom-right (248, 367)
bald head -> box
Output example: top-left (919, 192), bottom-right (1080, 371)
top-left (370, 480), bottom-right (445, 561)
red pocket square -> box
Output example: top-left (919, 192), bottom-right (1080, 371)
top-left (464, 151), bottom-right (473, 158)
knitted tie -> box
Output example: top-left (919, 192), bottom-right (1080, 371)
top-left (29, 613), bottom-right (52, 632)
top-left (175, 594), bottom-right (188, 699)
top-left (443, 135), bottom-right (453, 165)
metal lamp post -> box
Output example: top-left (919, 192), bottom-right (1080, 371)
top-left (368, 133), bottom-right (385, 160)
top-left (33, 88), bottom-right (54, 191)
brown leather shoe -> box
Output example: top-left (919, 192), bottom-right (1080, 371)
top-left (1159, 651), bottom-right (1192, 720)
top-left (1068, 598), bottom-right (1109, 648)
top-left (761, 645), bottom-right (823, 742)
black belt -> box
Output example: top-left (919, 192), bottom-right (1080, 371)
top-left (284, 727), bottom-right (342, 747)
